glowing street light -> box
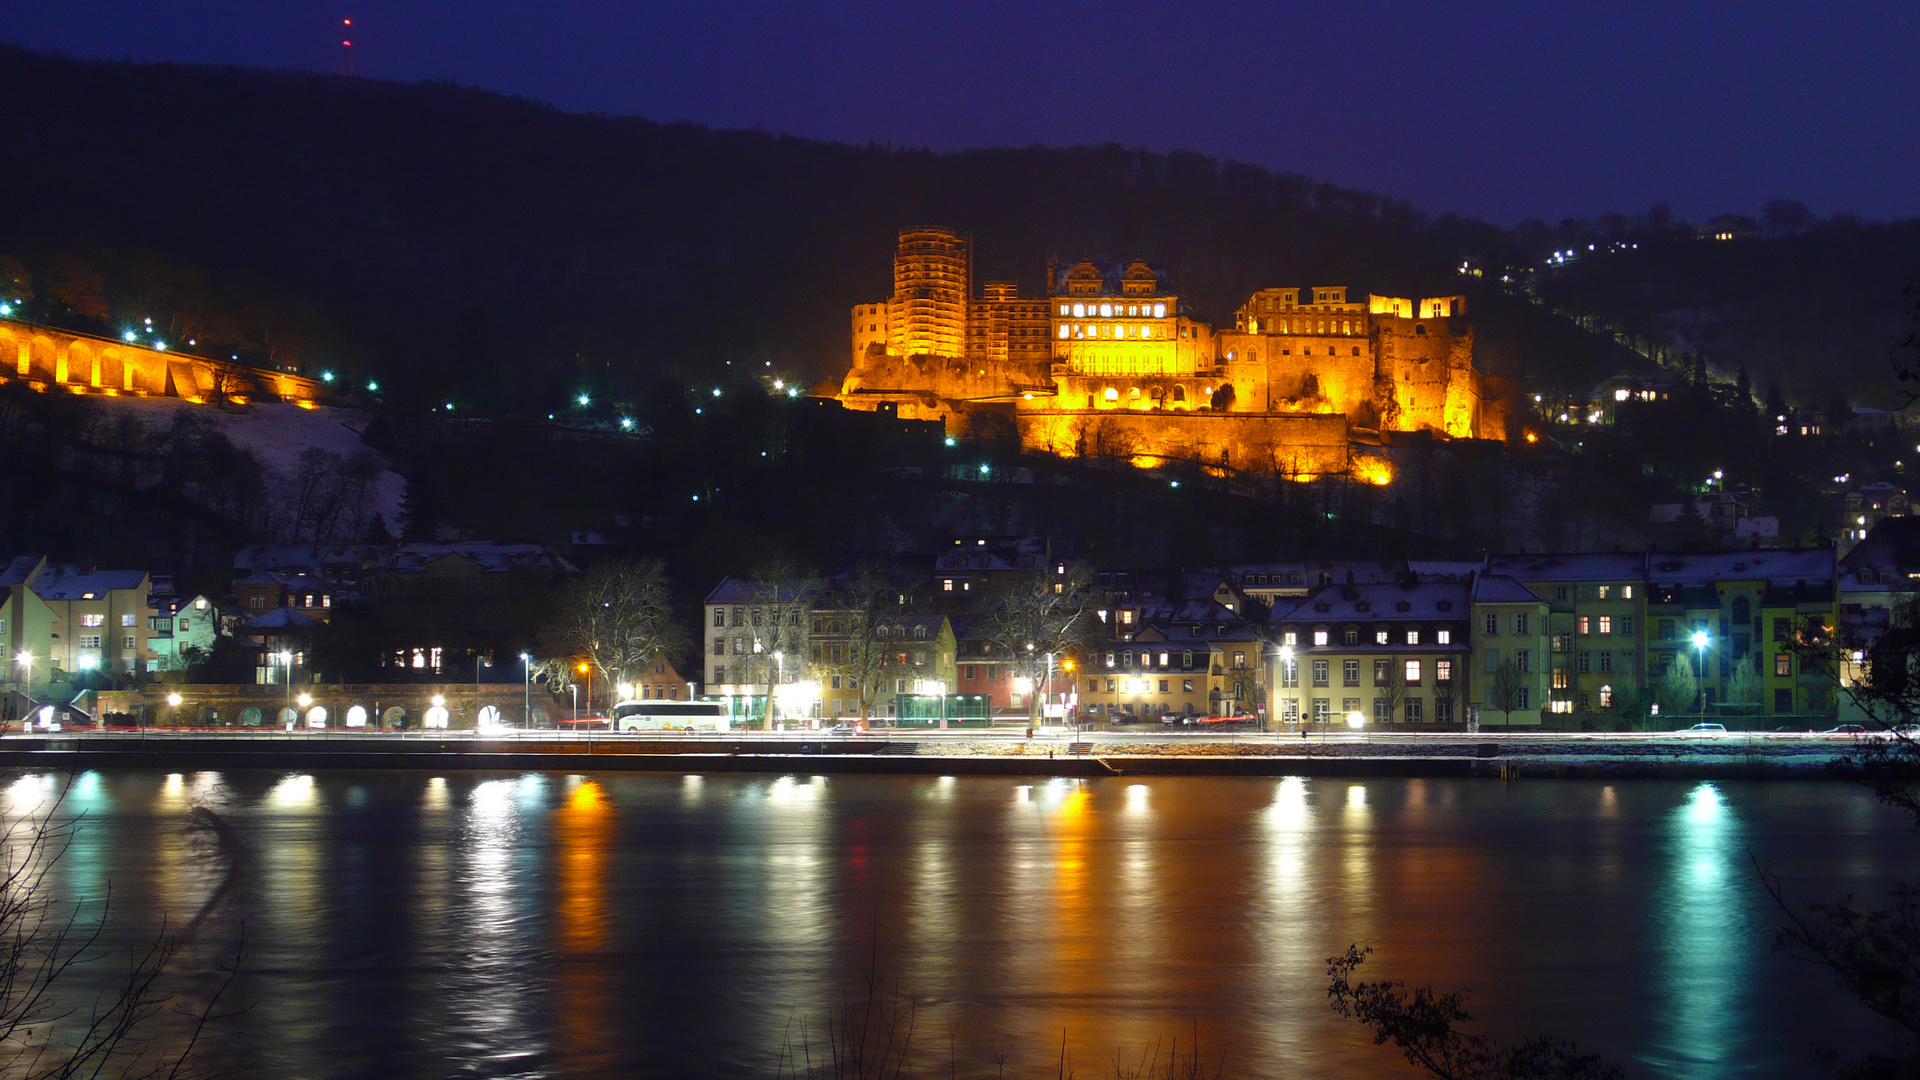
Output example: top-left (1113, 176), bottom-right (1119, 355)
top-left (520, 652), bottom-right (533, 729)
top-left (166, 693), bottom-right (183, 708)
top-left (576, 393), bottom-right (591, 406)
top-left (1346, 709), bottom-right (1366, 731)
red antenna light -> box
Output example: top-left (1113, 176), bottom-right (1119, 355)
top-left (341, 18), bottom-right (353, 77)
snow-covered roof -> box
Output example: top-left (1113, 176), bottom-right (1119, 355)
top-left (238, 608), bottom-right (325, 631)
top-left (30, 567), bottom-right (148, 600)
top-left (1275, 581), bottom-right (1470, 623)
top-left (383, 543), bottom-right (574, 574)
top-left (0, 556), bottom-right (44, 588)
top-left (1485, 552), bottom-right (1647, 582)
top-left (704, 577), bottom-right (818, 606)
top-left (1471, 575), bottom-right (1546, 604)
top-left (1645, 549), bottom-right (1834, 587)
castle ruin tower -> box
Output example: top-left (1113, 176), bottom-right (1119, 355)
top-left (887, 227), bottom-right (971, 359)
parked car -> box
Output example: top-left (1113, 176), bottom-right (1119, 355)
top-left (1821, 724), bottom-right (1868, 735)
top-left (1679, 722), bottom-right (1728, 734)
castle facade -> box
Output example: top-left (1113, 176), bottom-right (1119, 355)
top-left (838, 228), bottom-right (1505, 479)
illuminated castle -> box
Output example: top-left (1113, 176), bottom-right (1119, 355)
top-left (839, 228), bottom-right (1506, 479)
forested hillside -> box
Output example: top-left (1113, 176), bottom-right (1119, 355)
top-left (0, 46), bottom-right (1912, 416)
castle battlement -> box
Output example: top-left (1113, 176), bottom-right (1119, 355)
top-left (838, 228), bottom-right (1506, 479)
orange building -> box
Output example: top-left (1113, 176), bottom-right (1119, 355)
top-left (839, 228), bottom-right (1506, 480)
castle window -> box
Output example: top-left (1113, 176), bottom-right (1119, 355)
top-left (1352, 347), bottom-right (1361, 356)
top-left (1415, 325), bottom-right (1427, 335)
top-left (1141, 327), bottom-right (1151, 337)
top-left (1059, 325), bottom-right (1069, 338)
top-left (1153, 303), bottom-right (1166, 318)
top-left (1128, 305), bottom-right (1138, 316)
top-left (1100, 303), bottom-right (1113, 317)
top-left (1072, 303), bottom-right (1086, 318)
top-left (1059, 304), bottom-right (1069, 315)
top-left (1104, 388), bottom-right (1118, 401)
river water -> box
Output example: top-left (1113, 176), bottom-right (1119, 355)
top-left (2, 769), bottom-right (1909, 1078)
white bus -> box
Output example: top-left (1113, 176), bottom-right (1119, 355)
top-left (610, 699), bottom-right (730, 733)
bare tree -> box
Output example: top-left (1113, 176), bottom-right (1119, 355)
top-left (1656, 653), bottom-right (1700, 720)
top-left (1768, 609), bottom-right (1920, 1076)
top-left (1375, 660), bottom-right (1408, 727)
top-left (737, 559), bottom-right (820, 728)
top-left (982, 564), bottom-right (1096, 725)
top-left (817, 564), bottom-right (915, 726)
top-left (1485, 657), bottom-right (1525, 729)
top-left (1329, 946), bottom-right (1623, 1079)
top-left (0, 779), bottom-right (244, 1079)
top-left (543, 558), bottom-right (688, 712)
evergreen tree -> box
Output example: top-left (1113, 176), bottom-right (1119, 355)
top-left (1735, 364), bottom-right (1753, 409)
top-left (1763, 381), bottom-right (1788, 422)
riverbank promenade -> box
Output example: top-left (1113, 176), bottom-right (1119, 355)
top-left (0, 729), bottom-right (1879, 780)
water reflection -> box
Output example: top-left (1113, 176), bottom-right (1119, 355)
top-left (0, 772), bottom-right (1904, 1079)
top-left (1649, 782), bottom-right (1751, 1078)
top-left (554, 778), bottom-right (615, 1073)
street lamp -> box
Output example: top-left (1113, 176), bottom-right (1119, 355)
top-left (772, 650), bottom-right (784, 729)
top-left (1275, 644), bottom-right (1296, 734)
top-left (1347, 709), bottom-right (1366, 732)
top-left (520, 652), bottom-right (532, 729)
top-left (1690, 630), bottom-right (1711, 716)
top-left (277, 649), bottom-right (294, 726)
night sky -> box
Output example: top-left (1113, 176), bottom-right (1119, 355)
top-left (10, 0), bottom-right (1918, 225)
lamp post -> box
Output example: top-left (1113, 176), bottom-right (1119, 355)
top-left (1691, 630), bottom-right (1711, 717)
top-left (277, 649), bottom-right (294, 727)
top-left (14, 650), bottom-right (31, 705)
top-left (772, 650), bottom-right (784, 729)
top-left (1275, 644), bottom-right (1295, 735)
top-left (570, 683), bottom-right (578, 724)
top-left (520, 652), bottom-right (532, 729)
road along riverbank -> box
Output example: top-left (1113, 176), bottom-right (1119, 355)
top-left (0, 731), bottom-right (1873, 779)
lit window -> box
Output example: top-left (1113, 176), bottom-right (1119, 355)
top-left (1059, 304), bottom-right (1069, 315)
top-left (1578, 615), bottom-right (1591, 635)
top-left (1621, 585), bottom-right (1633, 599)
top-left (1313, 629), bottom-right (1329, 646)
top-left (1597, 585), bottom-right (1611, 599)
top-left (1436, 659), bottom-right (1452, 682)
top-left (1404, 659), bottom-right (1422, 684)
top-left (1598, 616), bottom-right (1612, 635)
top-left (1406, 629), bottom-right (1420, 646)
top-left (943, 579), bottom-right (953, 591)
top-left (1153, 303), bottom-right (1166, 318)
top-left (1436, 629), bottom-right (1451, 644)
top-left (1103, 388), bottom-right (1118, 401)
top-left (1072, 303), bottom-right (1086, 318)
top-left (1059, 324), bottom-right (1070, 339)
top-left (1283, 631), bottom-right (1297, 646)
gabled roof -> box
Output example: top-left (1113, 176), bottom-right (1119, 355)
top-left (237, 608), bottom-right (324, 631)
top-left (30, 567), bottom-right (149, 600)
top-left (384, 543), bottom-right (574, 574)
top-left (704, 577), bottom-right (819, 606)
top-left (1275, 581), bottom-right (1471, 623)
top-left (1471, 575), bottom-right (1546, 604)
top-left (1484, 552), bottom-right (1646, 582)
top-left (0, 555), bottom-right (45, 588)
top-left (1645, 548), bottom-right (1834, 587)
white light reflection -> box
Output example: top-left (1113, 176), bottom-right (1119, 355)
top-left (1649, 782), bottom-right (1749, 1077)
top-left (1125, 783), bottom-right (1150, 813)
top-left (268, 773), bottom-right (316, 810)
top-left (424, 776), bottom-right (448, 812)
top-left (1256, 777), bottom-right (1318, 1062)
top-left (682, 774), bottom-right (704, 805)
top-left (1346, 784), bottom-right (1367, 809)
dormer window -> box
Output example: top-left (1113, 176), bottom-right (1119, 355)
top-left (1406, 629), bottom-right (1421, 646)
top-left (1396, 601), bottom-right (1412, 612)
top-left (1313, 629), bottom-right (1329, 646)
top-left (1375, 629), bottom-right (1389, 645)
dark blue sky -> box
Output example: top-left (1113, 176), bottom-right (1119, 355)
top-left (11, 0), bottom-right (1918, 225)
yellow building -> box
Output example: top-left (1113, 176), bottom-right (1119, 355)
top-left (839, 227), bottom-right (1505, 479)
top-left (1270, 580), bottom-right (1473, 730)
